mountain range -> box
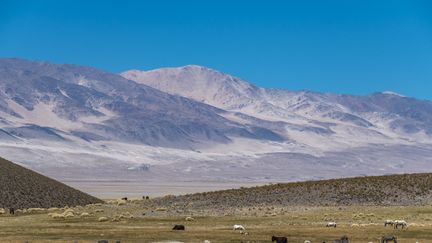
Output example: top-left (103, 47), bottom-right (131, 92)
top-left (0, 58), bottom-right (431, 193)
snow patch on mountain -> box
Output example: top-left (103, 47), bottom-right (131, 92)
top-left (382, 91), bottom-right (405, 97)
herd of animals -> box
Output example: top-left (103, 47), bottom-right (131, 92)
top-left (326, 220), bottom-right (408, 229)
top-left (1, 208), bottom-right (415, 242)
top-left (164, 221), bottom-right (408, 243)
top-left (238, 222), bottom-right (402, 243)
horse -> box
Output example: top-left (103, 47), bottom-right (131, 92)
top-left (233, 224), bottom-right (245, 231)
top-left (333, 235), bottom-right (349, 243)
top-left (326, 222), bottom-right (337, 228)
top-left (394, 220), bottom-right (407, 229)
top-left (271, 236), bottom-right (287, 243)
top-left (172, 224), bottom-right (185, 230)
top-left (384, 220), bottom-right (394, 227)
top-left (381, 234), bottom-right (397, 243)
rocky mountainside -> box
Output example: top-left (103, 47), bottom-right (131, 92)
top-left (0, 58), bottom-right (282, 149)
top-left (0, 58), bottom-right (431, 191)
top-left (123, 65), bottom-right (432, 149)
top-left (0, 156), bottom-right (102, 209)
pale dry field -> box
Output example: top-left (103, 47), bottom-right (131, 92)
top-left (0, 202), bottom-right (432, 243)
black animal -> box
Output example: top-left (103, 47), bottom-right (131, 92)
top-left (97, 240), bottom-right (108, 243)
top-left (381, 235), bottom-right (397, 243)
top-left (333, 235), bottom-right (349, 243)
top-left (172, 224), bottom-right (185, 230)
top-left (121, 197), bottom-right (128, 201)
top-left (271, 236), bottom-right (288, 243)
top-left (9, 208), bottom-right (14, 215)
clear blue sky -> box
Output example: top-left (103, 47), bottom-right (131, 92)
top-left (1, 0), bottom-right (431, 99)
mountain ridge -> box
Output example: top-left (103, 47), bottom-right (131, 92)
top-left (0, 58), bottom-right (431, 191)
top-left (122, 65), bottom-right (432, 146)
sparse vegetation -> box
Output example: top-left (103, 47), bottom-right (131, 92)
top-left (1, 161), bottom-right (432, 242)
top-left (145, 173), bottom-right (432, 211)
top-left (0, 157), bottom-right (103, 209)
top-left (0, 203), bottom-right (431, 242)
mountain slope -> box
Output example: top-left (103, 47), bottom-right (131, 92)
top-left (0, 58), bottom-right (284, 149)
top-left (0, 58), bottom-right (431, 194)
top-left (122, 65), bottom-right (432, 149)
top-left (122, 65), bottom-right (261, 110)
top-left (0, 156), bottom-right (102, 209)
top-left (147, 173), bottom-right (432, 208)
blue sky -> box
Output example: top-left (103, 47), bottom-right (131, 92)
top-left (1, 0), bottom-right (431, 99)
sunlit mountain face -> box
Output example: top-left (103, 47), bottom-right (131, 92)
top-left (0, 58), bottom-right (431, 186)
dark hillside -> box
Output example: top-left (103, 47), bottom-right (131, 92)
top-left (0, 157), bottom-right (102, 209)
top-left (148, 173), bottom-right (432, 209)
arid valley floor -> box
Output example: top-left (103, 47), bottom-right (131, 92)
top-left (2, 156), bottom-right (432, 243)
top-left (1, 202), bottom-right (432, 242)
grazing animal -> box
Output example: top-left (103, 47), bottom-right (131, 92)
top-left (326, 222), bottom-right (337, 228)
top-left (121, 197), bottom-right (128, 201)
top-left (394, 220), bottom-right (407, 229)
top-left (384, 220), bottom-right (394, 227)
top-left (272, 236), bottom-right (287, 243)
top-left (97, 240), bottom-right (108, 243)
top-left (9, 208), bottom-right (14, 215)
top-left (172, 224), bottom-right (185, 230)
top-left (233, 224), bottom-right (246, 231)
top-left (333, 235), bottom-right (349, 243)
top-left (381, 235), bottom-right (397, 243)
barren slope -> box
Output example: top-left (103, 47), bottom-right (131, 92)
top-left (0, 157), bottom-right (102, 209)
top-left (147, 173), bottom-right (432, 209)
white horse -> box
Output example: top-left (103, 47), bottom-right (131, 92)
top-left (326, 222), bottom-right (337, 228)
top-left (384, 219), bottom-right (394, 227)
top-left (233, 224), bottom-right (245, 231)
top-left (394, 220), bottom-right (407, 229)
